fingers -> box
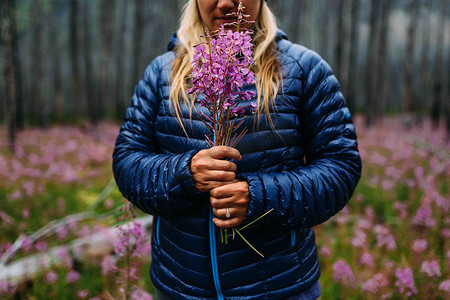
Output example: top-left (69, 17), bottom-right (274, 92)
top-left (194, 180), bottom-right (231, 192)
top-left (212, 206), bottom-right (246, 219)
top-left (210, 181), bottom-right (249, 199)
top-left (213, 217), bottom-right (245, 229)
top-left (210, 180), bottom-right (250, 229)
top-left (190, 147), bottom-right (241, 193)
top-left (208, 146), bottom-right (241, 161)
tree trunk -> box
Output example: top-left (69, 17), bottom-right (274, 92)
top-left (418, 0), bottom-right (433, 122)
top-left (374, 0), bottom-right (391, 118)
top-left (1, 0), bottom-right (16, 152)
top-left (132, 0), bottom-right (144, 85)
top-left (364, 0), bottom-right (379, 126)
top-left (401, 0), bottom-right (419, 113)
top-left (334, 0), bottom-right (345, 85)
top-left (288, 0), bottom-right (303, 43)
top-left (99, 0), bottom-right (116, 118)
top-left (50, 0), bottom-right (64, 123)
top-left (346, 0), bottom-right (360, 113)
top-left (320, 0), bottom-right (330, 61)
top-left (30, 0), bottom-right (45, 127)
top-left (431, 0), bottom-right (446, 127)
top-left (9, 0), bottom-right (23, 130)
top-left (70, 0), bottom-right (82, 119)
top-left (83, 0), bottom-right (97, 125)
top-left (114, 1), bottom-right (128, 120)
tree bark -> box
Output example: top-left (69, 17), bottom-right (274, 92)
top-left (346, 0), bottom-right (360, 113)
top-left (418, 0), bottom-right (433, 122)
top-left (401, 0), bottom-right (419, 113)
top-left (30, 0), bottom-right (45, 127)
top-left (374, 0), bottom-right (391, 118)
top-left (334, 0), bottom-right (345, 85)
top-left (364, 0), bottom-right (379, 126)
top-left (83, 0), bottom-right (97, 125)
top-left (1, 0), bottom-right (16, 152)
top-left (99, 0), bottom-right (116, 118)
top-left (70, 0), bottom-right (82, 119)
top-left (431, 0), bottom-right (446, 127)
top-left (9, 0), bottom-right (23, 130)
top-left (132, 0), bottom-right (144, 85)
top-left (114, 1), bottom-right (128, 120)
top-left (288, 0), bottom-right (303, 43)
top-left (320, 0), bottom-right (330, 61)
top-left (50, 0), bottom-right (64, 123)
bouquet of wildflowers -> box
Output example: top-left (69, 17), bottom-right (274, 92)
top-left (188, 1), bottom-right (272, 257)
top-left (188, 1), bottom-right (257, 148)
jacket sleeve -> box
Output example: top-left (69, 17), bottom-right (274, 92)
top-left (112, 58), bottom-right (203, 216)
top-left (243, 51), bottom-right (362, 228)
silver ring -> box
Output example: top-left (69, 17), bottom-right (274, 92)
top-left (226, 207), bottom-right (231, 218)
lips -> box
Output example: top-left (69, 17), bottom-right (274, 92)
top-left (216, 17), bottom-right (237, 24)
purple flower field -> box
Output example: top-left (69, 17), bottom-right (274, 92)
top-left (0, 116), bottom-right (448, 299)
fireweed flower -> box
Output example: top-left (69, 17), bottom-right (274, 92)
top-left (45, 271), bottom-right (59, 283)
top-left (438, 280), bottom-right (450, 293)
top-left (420, 260), bottom-right (442, 277)
top-left (362, 273), bottom-right (388, 293)
top-left (66, 270), bottom-right (80, 284)
top-left (412, 239), bottom-right (428, 253)
top-left (188, 2), bottom-right (256, 148)
top-left (395, 267), bottom-right (417, 296)
top-left (332, 259), bottom-right (355, 287)
top-left (187, 0), bottom-right (272, 257)
top-left (101, 255), bottom-right (117, 275)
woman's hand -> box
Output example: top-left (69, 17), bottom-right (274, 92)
top-left (210, 180), bottom-right (250, 228)
top-left (190, 146), bottom-right (241, 193)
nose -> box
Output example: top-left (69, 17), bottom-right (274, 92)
top-left (217, 0), bottom-right (236, 10)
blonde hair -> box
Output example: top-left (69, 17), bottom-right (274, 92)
top-left (170, 0), bottom-right (282, 132)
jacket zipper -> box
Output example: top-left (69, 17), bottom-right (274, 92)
top-left (155, 216), bottom-right (161, 245)
top-left (290, 229), bottom-right (296, 247)
top-left (209, 206), bottom-right (224, 300)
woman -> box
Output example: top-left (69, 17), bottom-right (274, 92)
top-left (112, 0), bottom-right (362, 299)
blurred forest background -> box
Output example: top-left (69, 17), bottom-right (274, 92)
top-left (1, 0), bottom-right (449, 146)
top-left (0, 0), bottom-right (449, 299)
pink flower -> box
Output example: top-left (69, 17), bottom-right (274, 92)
top-left (359, 252), bottom-right (374, 267)
top-left (35, 240), bottom-right (47, 252)
top-left (101, 255), bottom-right (117, 275)
top-left (412, 203), bottom-right (436, 227)
top-left (351, 228), bottom-right (366, 248)
top-left (332, 260), bottom-right (355, 287)
top-left (104, 198), bottom-right (114, 209)
top-left (22, 208), bottom-right (30, 218)
top-left (66, 270), bottom-right (80, 283)
top-left (441, 228), bottom-right (450, 239)
top-left (395, 267), bottom-right (417, 296)
top-left (362, 273), bottom-right (388, 293)
top-left (55, 247), bottom-right (73, 269)
top-left (56, 226), bottom-right (69, 240)
top-left (393, 202), bottom-right (408, 219)
top-left (319, 246), bottom-right (332, 257)
top-left (0, 281), bottom-right (18, 296)
top-left (374, 225), bottom-right (397, 251)
top-left (77, 290), bottom-right (89, 299)
top-left (412, 239), bottom-right (428, 253)
top-left (45, 271), bottom-right (59, 283)
top-left (131, 288), bottom-right (153, 300)
top-left (420, 260), bottom-right (441, 277)
top-left (438, 280), bottom-right (450, 293)
top-left (19, 235), bottom-right (33, 252)
top-left (364, 206), bottom-right (375, 219)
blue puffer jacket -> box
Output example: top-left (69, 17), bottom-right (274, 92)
top-left (113, 31), bottom-right (361, 299)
